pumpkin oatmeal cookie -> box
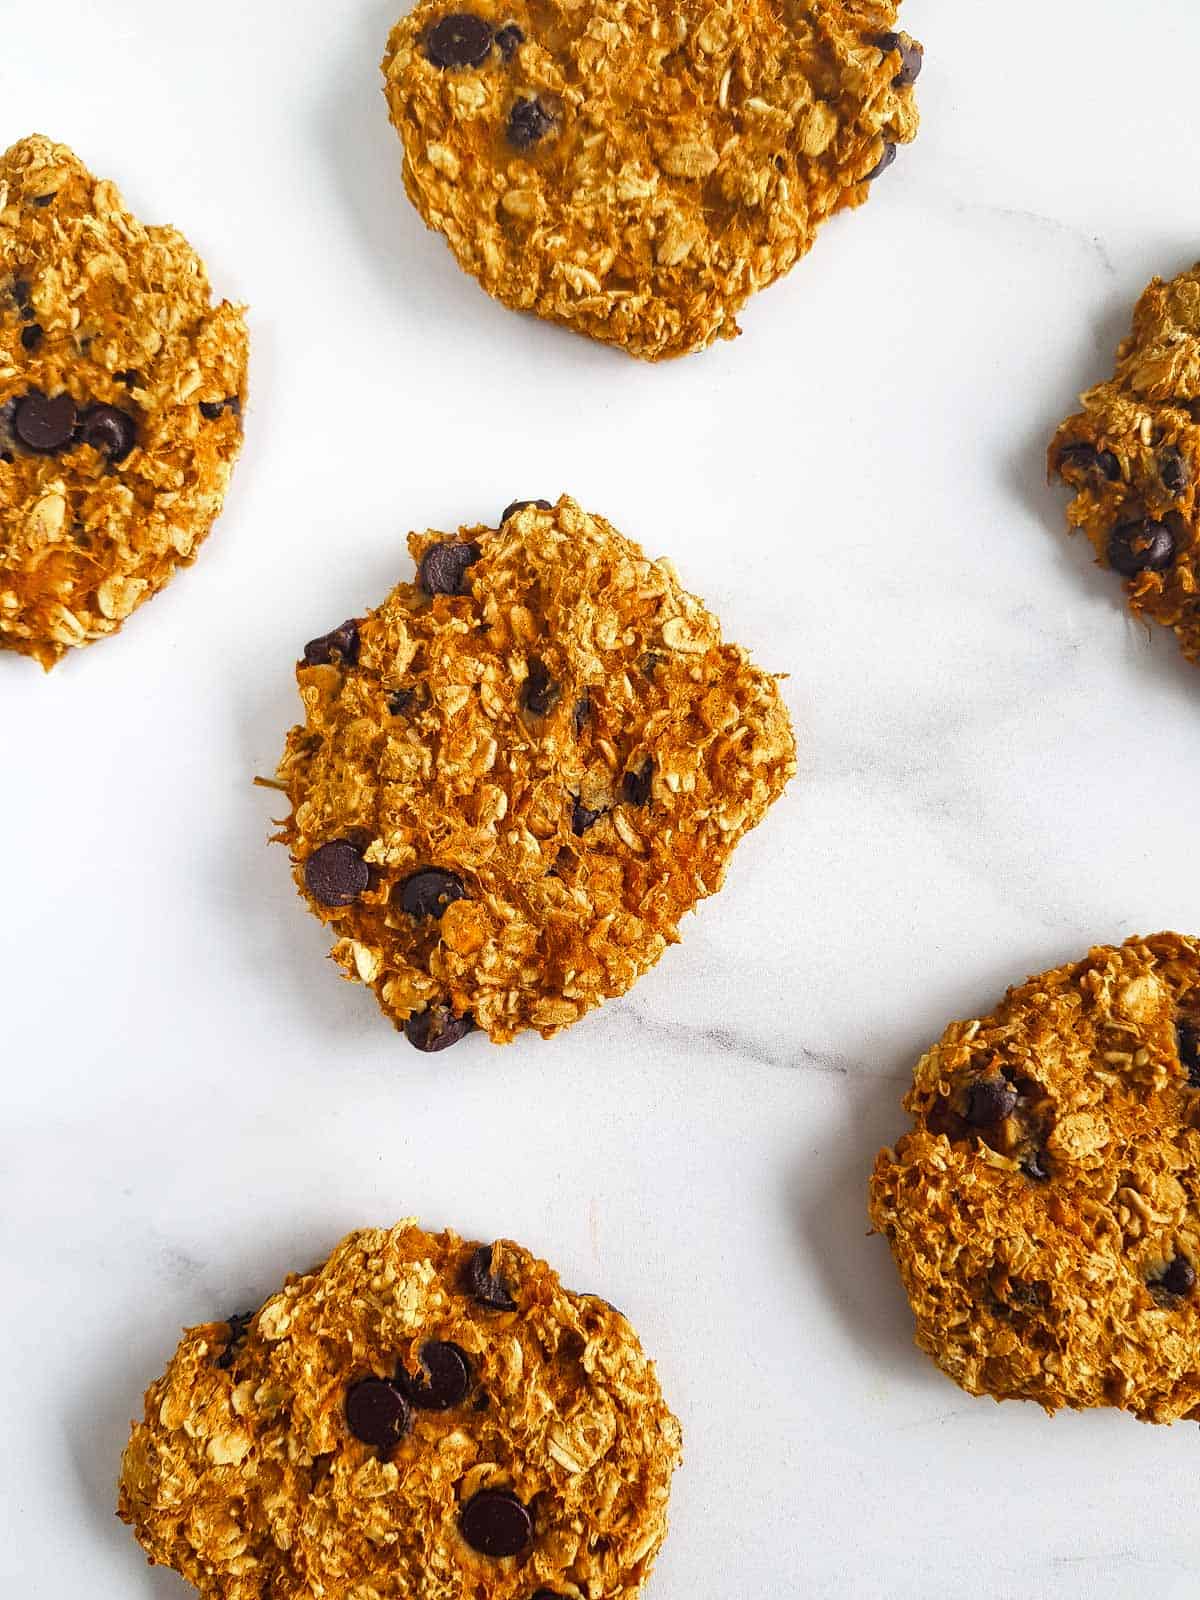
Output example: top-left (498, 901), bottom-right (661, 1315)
top-left (0, 134), bottom-right (248, 668)
top-left (119, 1219), bottom-right (682, 1599)
top-left (869, 933), bottom-right (1200, 1423)
top-left (272, 495), bottom-right (795, 1048)
top-left (381, 0), bottom-right (922, 359)
top-left (1049, 262), bottom-right (1200, 667)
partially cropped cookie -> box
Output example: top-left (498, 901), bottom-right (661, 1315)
top-left (382, 1), bottom-right (921, 359)
top-left (273, 496), bottom-right (795, 1047)
top-left (119, 1220), bottom-right (682, 1599)
top-left (1049, 262), bottom-right (1200, 666)
top-left (869, 933), bottom-right (1200, 1423)
top-left (0, 134), bottom-right (247, 667)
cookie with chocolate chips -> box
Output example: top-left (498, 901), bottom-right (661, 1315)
top-left (272, 495), bottom-right (795, 1046)
top-left (0, 134), bottom-right (247, 667)
top-left (869, 933), bottom-right (1200, 1423)
top-left (381, 2), bottom-right (921, 359)
top-left (118, 1220), bottom-right (682, 1598)
top-left (1049, 261), bottom-right (1200, 668)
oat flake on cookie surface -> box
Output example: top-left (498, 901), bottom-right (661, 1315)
top-left (119, 1220), bottom-right (682, 1599)
top-left (273, 495), bottom-right (795, 1048)
top-left (0, 134), bottom-right (247, 667)
top-left (869, 933), bottom-right (1200, 1423)
top-left (382, 0), bottom-right (921, 359)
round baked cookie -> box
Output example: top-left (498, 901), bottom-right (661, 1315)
top-left (869, 933), bottom-right (1200, 1423)
top-left (0, 134), bottom-right (248, 668)
top-left (273, 495), bottom-right (795, 1048)
top-left (1049, 262), bottom-right (1200, 667)
top-left (381, 0), bottom-right (921, 360)
top-left (119, 1220), bottom-right (682, 1599)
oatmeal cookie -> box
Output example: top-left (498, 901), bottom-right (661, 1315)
top-left (381, 0), bottom-right (921, 359)
top-left (120, 1221), bottom-right (681, 1599)
top-left (272, 495), bottom-right (795, 1048)
top-left (1049, 263), bottom-right (1200, 667)
top-left (0, 134), bottom-right (248, 668)
top-left (869, 933), bottom-right (1200, 1423)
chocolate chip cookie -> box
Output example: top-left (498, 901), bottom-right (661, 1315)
top-left (119, 1220), bottom-right (682, 1598)
top-left (869, 933), bottom-right (1200, 1423)
top-left (382, 2), bottom-right (922, 359)
top-left (0, 135), bottom-right (248, 667)
top-left (1049, 262), bottom-right (1200, 667)
top-left (272, 495), bottom-right (795, 1048)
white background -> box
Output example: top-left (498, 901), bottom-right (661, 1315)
top-left (3, 2), bottom-right (1200, 1596)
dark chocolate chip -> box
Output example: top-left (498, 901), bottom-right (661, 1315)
top-left (395, 1341), bottom-right (471, 1410)
top-left (964, 1076), bottom-right (1017, 1127)
top-left (303, 619), bottom-right (360, 667)
top-left (388, 687), bottom-right (417, 716)
top-left (572, 797), bottom-right (604, 835)
top-left (114, 369), bottom-right (141, 388)
top-left (622, 759), bottom-right (653, 807)
top-left (419, 540), bottom-right (480, 597)
top-left (19, 323), bottom-right (43, 353)
top-left (877, 30), bottom-right (923, 86)
top-left (32, 194), bottom-right (54, 208)
top-left (1107, 518), bottom-right (1176, 577)
top-left (1021, 1151), bottom-right (1050, 1182)
top-left (0, 452), bottom-right (12, 465)
top-left (303, 839), bottom-right (371, 907)
top-left (200, 397), bottom-right (240, 420)
top-left (345, 1378), bottom-right (412, 1449)
top-left (1160, 447), bottom-right (1190, 496)
top-left (467, 1244), bottom-right (516, 1311)
top-left (215, 1310), bottom-right (254, 1370)
top-left (11, 278), bottom-right (31, 309)
top-left (865, 141), bottom-right (897, 181)
top-left (495, 22), bottom-right (524, 56)
top-left (1058, 443), bottom-right (1120, 483)
top-left (460, 1490), bottom-right (532, 1557)
top-left (501, 497), bottom-right (552, 523)
top-left (1178, 1021), bottom-right (1200, 1088)
top-left (1159, 1257), bottom-right (1196, 1298)
top-left (12, 390), bottom-right (77, 453)
top-left (508, 97), bottom-right (554, 150)
top-left (573, 691), bottom-right (590, 734)
top-left (399, 867), bottom-right (467, 919)
top-left (79, 403), bottom-right (137, 462)
top-left (523, 656), bottom-right (560, 715)
top-left (426, 12), bottom-right (494, 68)
top-left (406, 1005), bottom-right (474, 1053)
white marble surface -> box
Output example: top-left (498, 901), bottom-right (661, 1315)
top-left (3, 2), bottom-right (1200, 1595)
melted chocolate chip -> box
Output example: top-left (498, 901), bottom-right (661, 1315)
top-left (495, 22), bottom-right (524, 56)
top-left (622, 759), bottom-right (653, 807)
top-left (1058, 443), bottom-right (1120, 483)
top-left (572, 797), bottom-right (604, 835)
top-left (1159, 1257), bottom-right (1196, 1298)
top-left (399, 868), bottom-right (467, 919)
top-left (1107, 518), bottom-right (1176, 577)
top-left (460, 1490), bottom-right (532, 1557)
top-left (303, 619), bottom-right (360, 667)
top-left (426, 12), bottom-right (494, 68)
top-left (12, 390), bottom-right (77, 453)
top-left (877, 30), bottom-right (923, 86)
top-left (508, 97), bottom-right (554, 149)
top-left (79, 403), bottom-right (137, 462)
top-left (388, 686), bottom-right (419, 716)
top-left (501, 497), bottom-right (552, 523)
top-left (11, 278), bottom-right (31, 310)
top-left (215, 1310), bottom-right (254, 1370)
top-left (303, 840), bottom-right (371, 907)
top-left (964, 1076), bottom-right (1017, 1127)
top-left (32, 194), bottom-right (54, 208)
top-left (114, 369), bottom-right (141, 388)
top-left (19, 323), bottom-right (43, 352)
top-left (1021, 1151), bottom-right (1050, 1182)
top-left (419, 540), bottom-right (480, 597)
top-left (523, 656), bottom-right (560, 715)
top-left (200, 396), bottom-right (240, 420)
top-left (865, 141), bottom-right (897, 181)
top-left (1178, 1021), bottom-right (1200, 1088)
top-left (345, 1379), bottom-right (412, 1449)
top-left (1160, 446), bottom-right (1190, 496)
top-left (405, 1005), bottom-right (474, 1053)
top-left (573, 691), bottom-right (590, 734)
top-left (466, 1244), bottom-right (516, 1311)
top-left (395, 1341), bottom-right (471, 1410)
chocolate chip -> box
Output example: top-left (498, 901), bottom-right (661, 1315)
top-left (1021, 1151), bottom-right (1050, 1182)
top-left (532, 1592), bottom-right (566, 1599)
top-left (639, 651), bottom-right (664, 678)
top-left (572, 797), bottom-right (604, 835)
top-left (501, 497), bottom-right (552, 522)
top-left (573, 691), bottom-right (590, 734)
top-left (419, 540), bottom-right (480, 597)
top-left (303, 619), bottom-right (360, 667)
top-left (1058, 443), bottom-right (1120, 483)
top-left (11, 278), bottom-right (31, 309)
top-left (304, 840), bottom-right (371, 907)
top-left (388, 687), bottom-right (418, 716)
top-left (877, 30), bottom-right (923, 86)
top-left (399, 868), bottom-right (467, 919)
top-left (395, 1341), bottom-right (471, 1410)
top-left (79, 403), bottom-right (137, 462)
top-left (12, 390), bottom-right (77, 453)
top-left (1160, 447), bottom-right (1190, 496)
top-left (622, 759), bottom-right (653, 807)
top-left (466, 1244), bottom-right (516, 1311)
top-left (460, 1490), bottom-right (532, 1557)
top-left (32, 194), bottom-right (54, 207)
top-left (405, 1004), bottom-right (474, 1053)
top-left (426, 12), bottom-right (494, 68)
top-left (215, 1310), bottom-right (254, 1370)
top-left (865, 141), bottom-right (897, 181)
top-left (523, 656), bottom-right (560, 715)
top-left (1159, 1257), bottom-right (1196, 1298)
top-left (345, 1378), bottom-right (411, 1449)
top-left (1107, 518), bottom-right (1176, 577)
top-left (200, 397), bottom-right (239, 420)
top-left (114, 369), bottom-right (140, 388)
top-left (19, 323), bottom-right (43, 352)
top-left (964, 1076), bottom-right (1017, 1127)
top-left (1178, 1021), bottom-right (1200, 1088)
top-left (508, 97), bottom-right (554, 150)
top-left (495, 22), bottom-right (524, 57)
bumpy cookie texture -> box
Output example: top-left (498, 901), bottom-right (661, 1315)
top-left (119, 1220), bottom-right (683, 1599)
top-left (382, 0), bottom-right (921, 359)
top-left (274, 495), bottom-right (795, 1046)
top-left (1050, 263), bottom-right (1200, 666)
top-left (869, 933), bottom-right (1200, 1423)
top-left (0, 135), bottom-right (248, 667)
